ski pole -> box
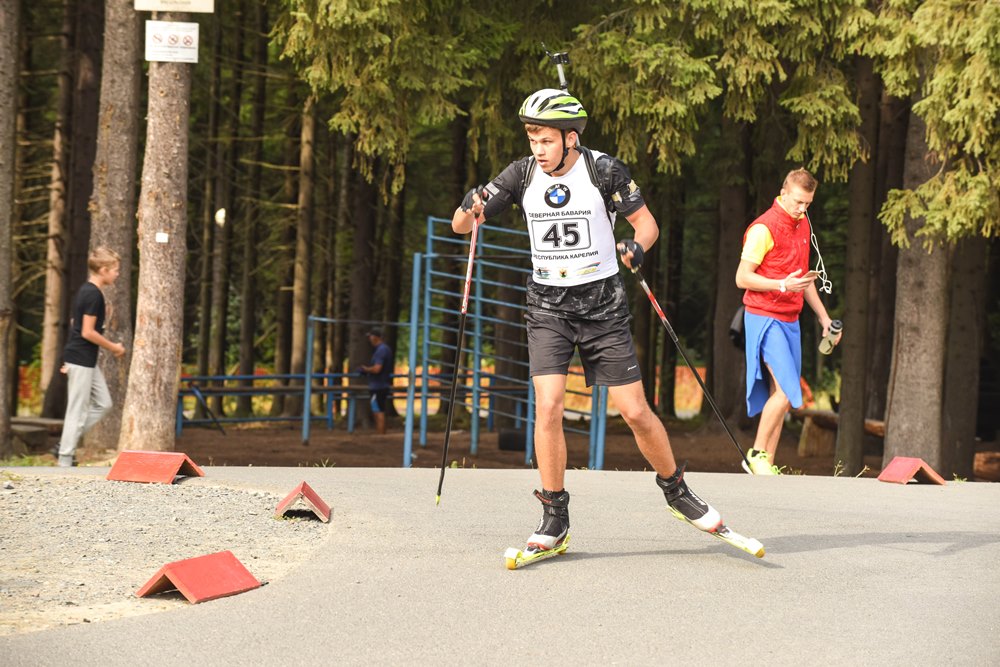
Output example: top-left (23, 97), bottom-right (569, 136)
top-left (621, 253), bottom-right (753, 472)
top-left (436, 212), bottom-right (481, 504)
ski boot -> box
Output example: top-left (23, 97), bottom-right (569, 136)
top-left (657, 463), bottom-right (765, 557)
top-left (656, 463), bottom-right (722, 532)
top-left (504, 489), bottom-right (570, 569)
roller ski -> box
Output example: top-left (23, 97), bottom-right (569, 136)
top-left (504, 489), bottom-right (570, 570)
top-left (657, 464), bottom-right (765, 558)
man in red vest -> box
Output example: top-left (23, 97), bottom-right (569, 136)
top-left (735, 168), bottom-right (841, 474)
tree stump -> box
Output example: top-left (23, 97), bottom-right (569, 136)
top-left (798, 416), bottom-right (836, 458)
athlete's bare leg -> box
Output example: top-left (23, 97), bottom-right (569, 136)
top-left (607, 380), bottom-right (677, 477)
top-left (532, 374), bottom-right (569, 491)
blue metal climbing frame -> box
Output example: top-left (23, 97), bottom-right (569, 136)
top-left (401, 216), bottom-right (608, 469)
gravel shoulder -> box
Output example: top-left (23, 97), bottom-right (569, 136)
top-left (0, 470), bottom-right (330, 636)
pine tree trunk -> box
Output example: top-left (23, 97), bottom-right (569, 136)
top-left (438, 114), bottom-right (469, 417)
top-left (629, 161), bottom-right (657, 408)
top-left (321, 132), bottom-right (337, 373)
top-left (866, 94), bottom-right (908, 422)
top-left (84, 0), bottom-right (139, 452)
top-left (348, 170), bottom-right (377, 425)
top-left (711, 117), bottom-right (750, 424)
top-left (195, 12), bottom-right (222, 415)
top-left (659, 177), bottom-right (683, 417)
top-left (270, 84), bottom-right (300, 416)
top-left (883, 108), bottom-right (950, 470)
top-left (207, 170), bottom-right (229, 415)
top-left (330, 136), bottom-right (353, 414)
top-left (65, 0), bottom-right (103, 305)
top-left (371, 183), bottom-right (387, 291)
top-left (309, 123), bottom-right (331, 417)
top-left (207, 0), bottom-right (245, 415)
top-left (286, 94), bottom-right (316, 417)
top-left (0, 0), bottom-right (19, 458)
top-left (119, 31), bottom-right (192, 452)
top-left (835, 56), bottom-right (878, 475)
top-left (380, 184), bottom-right (405, 418)
top-left (8, 30), bottom-right (26, 420)
top-left (39, 0), bottom-right (74, 415)
top-left (942, 237), bottom-right (988, 479)
top-left (983, 243), bottom-right (1000, 444)
top-left (235, 0), bottom-right (267, 417)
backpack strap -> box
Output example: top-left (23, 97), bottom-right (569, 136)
top-left (577, 146), bottom-right (615, 224)
top-left (520, 156), bottom-right (536, 204)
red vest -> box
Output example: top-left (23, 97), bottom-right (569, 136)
top-left (742, 198), bottom-right (811, 322)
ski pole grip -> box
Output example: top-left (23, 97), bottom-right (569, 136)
top-left (618, 239), bottom-right (644, 272)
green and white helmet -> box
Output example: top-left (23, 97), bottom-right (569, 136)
top-left (518, 88), bottom-right (588, 134)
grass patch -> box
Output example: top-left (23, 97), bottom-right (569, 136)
top-left (0, 454), bottom-right (54, 468)
top-left (834, 461), bottom-right (872, 478)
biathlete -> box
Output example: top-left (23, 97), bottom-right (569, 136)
top-left (452, 89), bottom-right (754, 561)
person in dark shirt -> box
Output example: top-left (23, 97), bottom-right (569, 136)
top-left (56, 247), bottom-right (126, 466)
top-left (360, 328), bottom-right (393, 434)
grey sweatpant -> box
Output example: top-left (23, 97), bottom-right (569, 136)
top-left (58, 363), bottom-right (112, 464)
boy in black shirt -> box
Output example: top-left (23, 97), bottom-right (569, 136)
top-left (56, 247), bottom-right (126, 466)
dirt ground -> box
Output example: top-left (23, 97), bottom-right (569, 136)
top-left (136, 415), bottom-right (1000, 481)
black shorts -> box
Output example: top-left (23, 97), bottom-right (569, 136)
top-left (369, 388), bottom-right (390, 413)
top-left (525, 310), bottom-right (641, 387)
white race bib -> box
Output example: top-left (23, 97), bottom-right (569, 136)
top-left (523, 153), bottom-right (618, 286)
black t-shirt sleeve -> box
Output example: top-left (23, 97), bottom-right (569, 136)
top-left (597, 155), bottom-right (646, 217)
top-left (481, 158), bottom-right (530, 219)
top-left (78, 286), bottom-right (105, 321)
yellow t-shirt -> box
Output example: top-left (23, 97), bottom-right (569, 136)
top-left (741, 223), bottom-right (775, 265)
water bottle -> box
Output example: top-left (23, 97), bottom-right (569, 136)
top-left (818, 319), bottom-right (843, 355)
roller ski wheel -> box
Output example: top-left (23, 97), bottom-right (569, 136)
top-left (504, 536), bottom-right (570, 570)
top-left (667, 506), bottom-right (765, 558)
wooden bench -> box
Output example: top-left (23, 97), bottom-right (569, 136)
top-left (791, 408), bottom-right (885, 457)
top-left (8, 417), bottom-right (62, 455)
top-left (11, 416), bottom-right (64, 434)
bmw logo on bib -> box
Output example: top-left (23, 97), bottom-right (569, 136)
top-left (544, 184), bottom-right (570, 208)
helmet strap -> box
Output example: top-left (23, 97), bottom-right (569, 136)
top-left (544, 129), bottom-right (571, 175)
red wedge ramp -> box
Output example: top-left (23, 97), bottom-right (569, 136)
top-left (136, 550), bottom-right (260, 604)
top-left (877, 456), bottom-right (947, 485)
top-left (106, 450), bottom-right (205, 484)
top-left (274, 481), bottom-right (332, 522)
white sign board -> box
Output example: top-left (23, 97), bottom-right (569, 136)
top-left (135, 0), bottom-right (215, 13)
top-left (145, 21), bottom-right (199, 64)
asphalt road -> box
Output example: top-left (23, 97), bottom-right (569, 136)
top-left (3, 466), bottom-right (999, 666)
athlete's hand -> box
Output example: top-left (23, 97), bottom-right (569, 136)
top-left (820, 318), bottom-right (844, 347)
top-left (461, 185), bottom-right (488, 222)
top-left (617, 239), bottom-right (645, 272)
top-left (782, 269), bottom-right (816, 293)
